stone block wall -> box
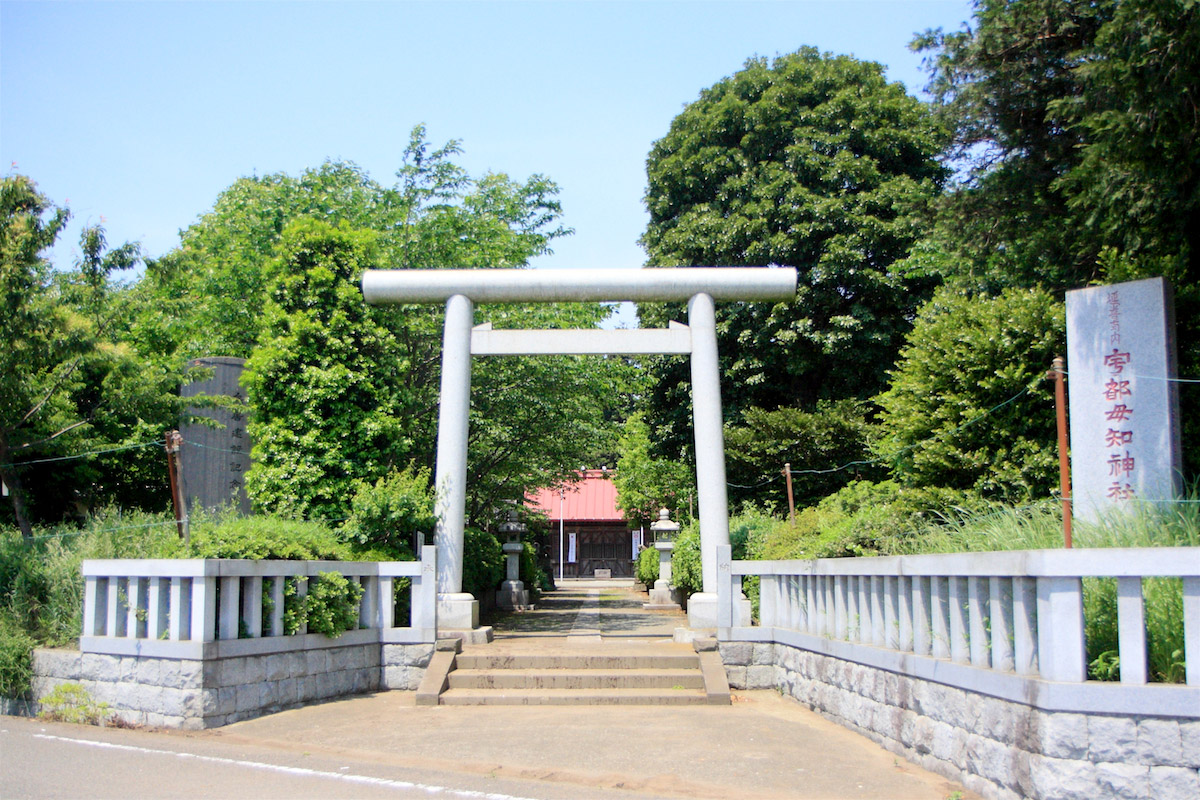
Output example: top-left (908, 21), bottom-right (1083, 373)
top-left (24, 641), bottom-right (435, 729)
top-left (722, 641), bottom-right (1200, 800)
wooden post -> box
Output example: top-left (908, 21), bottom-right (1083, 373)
top-left (782, 462), bottom-right (795, 524)
top-left (165, 430), bottom-right (188, 544)
top-left (1048, 357), bottom-right (1073, 548)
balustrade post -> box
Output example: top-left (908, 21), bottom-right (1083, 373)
top-left (1117, 577), bottom-right (1148, 684)
top-left (968, 577), bottom-right (990, 667)
top-left (833, 576), bottom-right (847, 639)
top-left (83, 576), bottom-right (102, 637)
top-left (170, 577), bottom-right (187, 640)
top-left (361, 575), bottom-right (378, 630)
top-left (760, 574), bottom-right (777, 629)
top-left (219, 576), bottom-right (240, 640)
top-left (897, 576), bottom-right (913, 652)
top-left (870, 576), bottom-right (885, 646)
top-left (192, 575), bottom-right (216, 642)
top-left (148, 577), bottom-right (168, 640)
top-left (1182, 576), bottom-right (1198, 685)
top-left (242, 576), bottom-right (263, 638)
top-left (1013, 577), bottom-right (1038, 675)
top-left (1037, 576), bottom-right (1086, 682)
top-left (990, 577), bottom-right (1015, 672)
top-left (931, 577), bottom-right (950, 659)
top-left (884, 577), bottom-right (899, 649)
top-left (269, 577), bottom-right (285, 636)
top-left (295, 576), bottom-right (309, 635)
top-left (410, 547), bottom-right (438, 637)
top-left (378, 576), bottom-right (395, 629)
top-left (857, 576), bottom-right (871, 643)
top-left (913, 577), bottom-right (931, 656)
top-left (846, 576), bottom-right (860, 640)
top-left (805, 575), bottom-right (817, 634)
top-left (108, 576), bottom-right (123, 637)
top-left (948, 577), bottom-right (969, 663)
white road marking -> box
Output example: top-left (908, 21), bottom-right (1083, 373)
top-left (32, 733), bottom-right (542, 800)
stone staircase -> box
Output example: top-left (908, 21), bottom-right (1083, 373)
top-left (420, 641), bottom-right (731, 706)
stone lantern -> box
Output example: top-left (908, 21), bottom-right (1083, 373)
top-left (643, 508), bottom-right (682, 610)
top-left (496, 510), bottom-right (532, 610)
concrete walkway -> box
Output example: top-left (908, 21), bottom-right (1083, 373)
top-left (195, 581), bottom-right (976, 799)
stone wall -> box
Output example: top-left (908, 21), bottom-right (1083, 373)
top-left (24, 641), bottom-right (434, 729)
top-left (722, 641), bottom-right (1200, 800)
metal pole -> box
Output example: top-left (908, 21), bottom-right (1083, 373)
top-left (1049, 357), bottom-right (1073, 548)
top-left (558, 490), bottom-right (564, 583)
top-left (783, 462), bottom-right (795, 524)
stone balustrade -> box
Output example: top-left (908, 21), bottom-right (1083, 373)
top-left (21, 549), bottom-right (439, 729)
top-left (715, 545), bottom-right (1200, 800)
top-left (81, 548), bottom-right (438, 659)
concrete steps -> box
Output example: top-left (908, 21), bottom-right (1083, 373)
top-left (436, 649), bottom-right (722, 706)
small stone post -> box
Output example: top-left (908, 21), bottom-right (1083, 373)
top-left (644, 509), bottom-right (682, 611)
top-left (496, 510), bottom-right (532, 610)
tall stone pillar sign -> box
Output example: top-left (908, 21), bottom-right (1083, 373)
top-left (1066, 277), bottom-right (1182, 521)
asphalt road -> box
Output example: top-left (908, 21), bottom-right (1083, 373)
top-left (1, 716), bottom-right (665, 800)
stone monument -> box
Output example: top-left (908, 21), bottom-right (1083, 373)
top-left (180, 357), bottom-right (252, 516)
top-left (1066, 277), bottom-right (1182, 520)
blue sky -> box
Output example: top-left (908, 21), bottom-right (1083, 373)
top-left (2, 0), bottom-right (973, 288)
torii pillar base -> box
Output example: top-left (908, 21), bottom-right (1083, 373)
top-left (437, 593), bottom-right (492, 643)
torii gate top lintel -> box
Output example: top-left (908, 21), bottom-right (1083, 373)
top-left (361, 267), bottom-right (797, 305)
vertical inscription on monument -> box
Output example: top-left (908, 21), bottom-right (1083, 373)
top-left (180, 357), bottom-right (252, 515)
top-left (1066, 278), bottom-right (1181, 520)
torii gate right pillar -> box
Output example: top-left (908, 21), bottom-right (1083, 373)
top-left (686, 292), bottom-right (749, 628)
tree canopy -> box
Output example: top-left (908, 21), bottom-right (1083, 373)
top-left (637, 48), bottom-right (947, 503)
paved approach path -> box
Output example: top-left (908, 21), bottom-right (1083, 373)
top-left (3, 581), bottom-right (977, 800)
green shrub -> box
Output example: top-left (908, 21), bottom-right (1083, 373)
top-left (187, 514), bottom-right (352, 560)
top-left (37, 682), bottom-right (110, 725)
top-left (0, 612), bottom-right (35, 697)
top-left (303, 571), bottom-right (364, 638)
top-left (636, 545), bottom-right (660, 588)
top-left (517, 541), bottom-right (547, 601)
top-left (671, 527), bottom-right (702, 597)
top-left (342, 466), bottom-right (434, 558)
top-left (461, 527), bottom-right (504, 601)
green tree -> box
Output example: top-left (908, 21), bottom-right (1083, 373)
top-left (874, 286), bottom-right (1064, 500)
top-left (242, 220), bottom-right (412, 520)
top-left (1, 175), bottom-right (171, 535)
top-left (203, 129), bottom-right (627, 525)
top-left (724, 400), bottom-right (884, 514)
top-left (638, 48), bottom-right (947, 464)
top-left (612, 413), bottom-right (693, 526)
top-left (910, 0), bottom-right (1113, 291)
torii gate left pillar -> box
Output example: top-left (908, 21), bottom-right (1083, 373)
top-left (362, 268), bottom-right (797, 635)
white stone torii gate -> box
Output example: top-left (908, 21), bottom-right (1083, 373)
top-left (362, 268), bottom-right (798, 632)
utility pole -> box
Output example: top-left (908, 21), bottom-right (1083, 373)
top-left (165, 430), bottom-right (189, 545)
top-left (1047, 357), bottom-right (1072, 548)
top-left (782, 462), bottom-right (795, 524)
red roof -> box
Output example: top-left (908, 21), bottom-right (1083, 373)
top-left (527, 470), bottom-right (625, 523)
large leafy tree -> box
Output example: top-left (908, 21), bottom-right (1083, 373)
top-left (914, 0), bottom-right (1200, 476)
top-left (1, 175), bottom-right (177, 534)
top-left (911, 0), bottom-right (1113, 291)
top-left (172, 128), bottom-right (626, 525)
top-left (637, 48), bottom-right (947, 483)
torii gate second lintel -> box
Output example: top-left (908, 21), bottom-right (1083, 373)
top-left (361, 267), bottom-right (798, 631)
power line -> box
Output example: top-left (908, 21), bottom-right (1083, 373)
top-left (0, 440), bottom-right (163, 469)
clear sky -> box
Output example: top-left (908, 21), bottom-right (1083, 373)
top-left (2, 0), bottom-right (973, 288)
